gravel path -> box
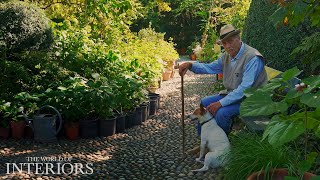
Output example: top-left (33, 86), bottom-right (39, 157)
top-left (0, 68), bottom-right (222, 180)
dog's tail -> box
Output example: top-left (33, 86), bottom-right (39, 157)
top-left (191, 165), bottom-right (209, 172)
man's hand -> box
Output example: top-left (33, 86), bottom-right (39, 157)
top-left (207, 101), bottom-right (222, 115)
top-left (179, 62), bottom-right (192, 76)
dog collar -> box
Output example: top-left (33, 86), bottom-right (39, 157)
top-left (200, 117), bottom-right (214, 126)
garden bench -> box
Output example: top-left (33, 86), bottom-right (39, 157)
top-left (238, 66), bottom-right (300, 134)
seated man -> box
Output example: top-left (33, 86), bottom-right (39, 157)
top-left (179, 24), bottom-right (268, 134)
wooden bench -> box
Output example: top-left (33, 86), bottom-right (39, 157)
top-left (238, 66), bottom-right (300, 134)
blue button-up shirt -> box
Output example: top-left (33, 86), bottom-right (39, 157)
top-left (190, 43), bottom-right (264, 106)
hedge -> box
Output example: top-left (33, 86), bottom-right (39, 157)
top-left (0, 1), bottom-right (53, 54)
top-left (242, 0), bottom-right (316, 71)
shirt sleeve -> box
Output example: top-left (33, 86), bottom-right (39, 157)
top-left (219, 56), bottom-right (264, 106)
top-left (190, 55), bottom-right (224, 74)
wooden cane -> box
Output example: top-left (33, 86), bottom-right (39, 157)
top-left (181, 75), bottom-right (185, 157)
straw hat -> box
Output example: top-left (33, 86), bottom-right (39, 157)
top-left (216, 24), bottom-right (240, 45)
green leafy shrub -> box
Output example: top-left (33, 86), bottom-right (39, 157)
top-left (291, 32), bottom-right (320, 75)
top-left (240, 67), bottom-right (320, 176)
top-left (242, 0), bottom-right (316, 71)
top-left (0, 1), bottom-right (53, 54)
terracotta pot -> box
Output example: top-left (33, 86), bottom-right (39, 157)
top-left (218, 73), bottom-right (223, 80)
top-left (10, 121), bottom-right (26, 139)
top-left (170, 69), bottom-right (175, 78)
top-left (247, 168), bottom-right (316, 180)
top-left (0, 127), bottom-right (10, 139)
top-left (162, 70), bottom-right (172, 81)
top-left (64, 122), bottom-right (79, 140)
top-left (189, 54), bottom-right (197, 60)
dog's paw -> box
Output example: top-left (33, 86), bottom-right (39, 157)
top-left (195, 158), bottom-right (204, 164)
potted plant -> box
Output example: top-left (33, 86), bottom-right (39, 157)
top-left (187, 40), bottom-right (200, 60)
top-left (0, 92), bottom-right (40, 139)
top-left (186, 46), bottom-right (196, 60)
top-left (45, 77), bottom-right (87, 140)
top-left (240, 67), bottom-right (320, 178)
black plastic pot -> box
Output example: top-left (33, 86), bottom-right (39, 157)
top-left (116, 114), bottom-right (126, 133)
top-left (99, 117), bottom-right (116, 137)
top-left (79, 119), bottom-right (98, 138)
top-left (140, 103), bottom-right (148, 122)
top-left (125, 111), bottom-right (135, 129)
top-left (149, 92), bottom-right (160, 108)
top-left (149, 97), bottom-right (158, 116)
top-left (133, 107), bottom-right (143, 126)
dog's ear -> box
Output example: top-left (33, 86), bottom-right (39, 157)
top-left (200, 106), bottom-right (206, 115)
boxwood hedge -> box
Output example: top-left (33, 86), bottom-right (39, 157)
top-left (0, 1), bottom-right (53, 54)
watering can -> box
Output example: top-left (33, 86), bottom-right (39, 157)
top-left (24, 105), bottom-right (63, 143)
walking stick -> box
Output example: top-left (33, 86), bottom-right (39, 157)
top-left (181, 75), bottom-right (185, 157)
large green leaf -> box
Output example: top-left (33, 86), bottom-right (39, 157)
top-left (260, 78), bottom-right (282, 93)
top-left (269, 6), bottom-right (286, 27)
top-left (281, 67), bottom-right (302, 82)
top-left (302, 75), bottom-right (320, 93)
top-left (240, 91), bottom-right (288, 116)
top-left (263, 115), bottom-right (305, 146)
top-left (315, 125), bottom-right (320, 138)
top-left (286, 88), bottom-right (303, 100)
top-left (300, 91), bottom-right (320, 108)
top-left (291, 111), bottom-right (320, 129)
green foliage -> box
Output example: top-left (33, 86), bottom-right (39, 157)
top-left (241, 67), bottom-right (320, 146)
top-left (224, 133), bottom-right (296, 180)
top-left (240, 67), bottom-right (320, 175)
top-left (291, 32), bottom-right (320, 75)
top-left (29, 0), bottom-right (142, 42)
top-left (0, 1), bottom-right (53, 54)
top-left (267, 0), bottom-right (320, 76)
top-left (197, 31), bottom-right (220, 63)
top-left (269, 0), bottom-right (320, 28)
top-left (0, 92), bottom-right (42, 122)
top-left (119, 27), bottom-right (178, 86)
top-left (242, 0), bottom-right (317, 72)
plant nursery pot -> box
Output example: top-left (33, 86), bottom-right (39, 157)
top-left (247, 168), bottom-right (316, 180)
top-left (125, 111), bottom-right (135, 129)
top-left (99, 117), bottom-right (116, 137)
top-left (116, 114), bottom-right (126, 133)
top-left (162, 70), bottom-right (172, 81)
top-left (189, 54), bottom-right (197, 60)
top-left (64, 122), bottom-right (79, 140)
top-left (0, 127), bottom-right (10, 139)
top-left (218, 73), bottom-right (223, 80)
top-left (79, 119), bottom-right (98, 139)
top-left (170, 69), bottom-right (175, 78)
top-left (133, 107), bottom-right (143, 126)
top-left (149, 92), bottom-right (160, 109)
top-left (140, 103), bottom-right (148, 122)
top-left (148, 95), bottom-right (159, 116)
top-left (10, 121), bottom-right (26, 139)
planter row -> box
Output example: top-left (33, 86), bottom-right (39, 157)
top-left (0, 93), bottom-right (161, 141)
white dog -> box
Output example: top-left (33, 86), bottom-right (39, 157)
top-left (188, 106), bottom-right (230, 172)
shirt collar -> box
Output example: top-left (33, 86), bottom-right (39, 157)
top-left (231, 42), bottom-right (244, 62)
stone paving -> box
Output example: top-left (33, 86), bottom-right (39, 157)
top-left (0, 61), bottom-right (223, 179)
